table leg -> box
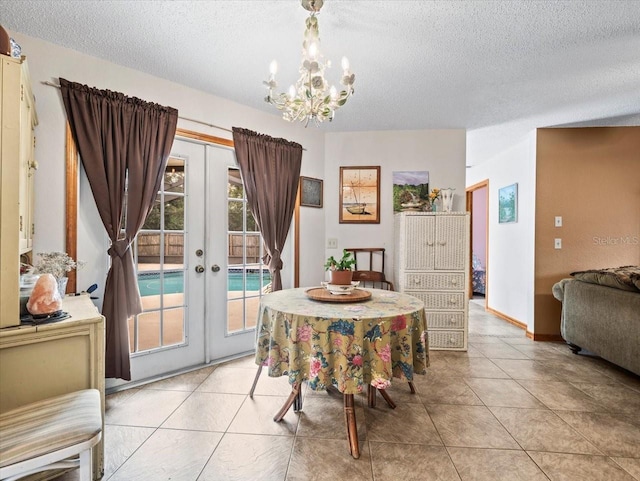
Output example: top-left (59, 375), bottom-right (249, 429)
top-left (408, 381), bottom-right (416, 394)
top-left (249, 364), bottom-right (263, 398)
top-left (367, 385), bottom-right (396, 409)
top-left (377, 389), bottom-right (397, 409)
top-left (273, 382), bottom-right (300, 422)
top-left (343, 394), bottom-right (360, 459)
top-left (293, 386), bottom-right (303, 412)
top-left (367, 384), bottom-right (376, 408)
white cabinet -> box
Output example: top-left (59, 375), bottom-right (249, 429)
top-left (0, 54), bottom-right (38, 328)
top-left (394, 212), bottom-right (470, 350)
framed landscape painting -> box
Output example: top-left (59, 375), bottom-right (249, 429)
top-left (339, 166), bottom-right (380, 224)
top-left (498, 183), bottom-right (518, 223)
top-left (393, 171), bottom-right (429, 212)
top-left (300, 176), bottom-right (323, 208)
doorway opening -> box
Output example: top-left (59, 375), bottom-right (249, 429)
top-left (466, 180), bottom-right (488, 308)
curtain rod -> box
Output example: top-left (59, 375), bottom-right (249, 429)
top-left (41, 80), bottom-right (307, 151)
top-left (41, 80), bottom-right (232, 133)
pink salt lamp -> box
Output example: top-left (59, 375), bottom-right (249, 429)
top-left (26, 273), bottom-right (62, 316)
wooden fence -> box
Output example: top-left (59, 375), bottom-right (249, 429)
top-left (137, 232), bottom-right (263, 265)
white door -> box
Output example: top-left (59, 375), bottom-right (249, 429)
top-left (129, 138), bottom-right (263, 380)
top-left (129, 139), bottom-right (207, 380)
top-left (206, 144), bottom-right (265, 360)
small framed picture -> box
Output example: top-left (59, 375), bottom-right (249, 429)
top-left (300, 176), bottom-right (323, 208)
top-left (498, 183), bottom-right (518, 223)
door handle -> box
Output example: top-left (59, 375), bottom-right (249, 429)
top-left (211, 264), bottom-right (221, 272)
top-left (195, 265), bottom-right (205, 273)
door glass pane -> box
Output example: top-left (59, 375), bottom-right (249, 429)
top-left (142, 194), bottom-right (161, 231)
top-left (164, 158), bottom-right (184, 194)
top-left (131, 311), bottom-right (161, 352)
top-left (163, 308), bottom-right (185, 345)
top-left (164, 197), bottom-right (184, 230)
top-left (131, 157), bottom-right (187, 354)
top-left (246, 210), bottom-right (257, 232)
top-left (227, 167), bottom-right (269, 334)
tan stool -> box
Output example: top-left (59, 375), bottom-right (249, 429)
top-left (0, 389), bottom-right (102, 481)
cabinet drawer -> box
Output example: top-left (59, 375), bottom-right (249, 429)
top-left (405, 272), bottom-right (465, 290)
top-left (428, 330), bottom-right (465, 350)
top-left (426, 312), bottom-right (465, 329)
top-left (406, 291), bottom-right (465, 310)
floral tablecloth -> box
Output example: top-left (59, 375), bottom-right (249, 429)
top-left (255, 287), bottom-right (429, 394)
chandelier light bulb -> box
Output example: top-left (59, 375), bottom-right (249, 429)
top-left (308, 42), bottom-right (318, 60)
top-left (263, 0), bottom-right (355, 127)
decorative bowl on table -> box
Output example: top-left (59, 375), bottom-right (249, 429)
top-left (323, 281), bottom-right (360, 295)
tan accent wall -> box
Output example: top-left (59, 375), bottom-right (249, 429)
top-left (535, 127), bottom-right (640, 336)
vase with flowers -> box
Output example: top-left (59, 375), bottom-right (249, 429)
top-left (426, 188), bottom-right (441, 212)
top-left (32, 251), bottom-right (82, 297)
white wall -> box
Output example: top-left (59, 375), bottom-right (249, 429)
top-left (324, 130), bottom-right (467, 281)
top-left (12, 32), bottom-right (326, 299)
top-left (466, 132), bottom-right (537, 331)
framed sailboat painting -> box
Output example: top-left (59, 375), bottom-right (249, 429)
top-left (339, 166), bottom-right (381, 224)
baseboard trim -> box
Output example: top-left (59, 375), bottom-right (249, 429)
top-left (526, 331), bottom-right (564, 342)
top-left (481, 305), bottom-right (564, 342)
top-left (485, 306), bottom-right (527, 330)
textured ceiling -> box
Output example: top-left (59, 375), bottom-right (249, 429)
top-left (2, 0), bottom-right (640, 136)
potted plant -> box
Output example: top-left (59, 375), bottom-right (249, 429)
top-left (324, 249), bottom-right (356, 285)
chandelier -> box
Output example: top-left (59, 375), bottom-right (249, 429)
top-left (264, 0), bottom-right (355, 127)
top-left (165, 168), bottom-right (183, 185)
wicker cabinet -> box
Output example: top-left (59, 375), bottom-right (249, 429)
top-left (0, 54), bottom-right (38, 328)
top-left (394, 212), bottom-right (470, 350)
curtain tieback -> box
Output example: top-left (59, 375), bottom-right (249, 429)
top-left (108, 239), bottom-right (131, 258)
top-left (263, 251), bottom-right (283, 271)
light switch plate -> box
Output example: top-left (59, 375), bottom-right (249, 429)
top-left (555, 216), bottom-right (562, 227)
top-left (327, 238), bottom-right (338, 249)
top-left (554, 238), bottom-right (562, 249)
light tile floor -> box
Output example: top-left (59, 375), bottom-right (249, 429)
top-left (63, 301), bottom-right (640, 480)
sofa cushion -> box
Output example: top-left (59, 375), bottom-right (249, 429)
top-left (570, 265), bottom-right (640, 292)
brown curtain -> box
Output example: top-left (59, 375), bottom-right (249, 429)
top-left (232, 128), bottom-right (302, 291)
top-left (60, 78), bottom-right (178, 380)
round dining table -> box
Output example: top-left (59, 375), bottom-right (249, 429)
top-left (253, 287), bottom-right (429, 458)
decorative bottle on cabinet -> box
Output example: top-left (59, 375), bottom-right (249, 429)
top-left (393, 212), bottom-right (470, 350)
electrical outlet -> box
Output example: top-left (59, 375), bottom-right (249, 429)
top-left (554, 238), bottom-right (562, 249)
top-left (327, 238), bottom-right (338, 249)
top-left (555, 216), bottom-right (562, 227)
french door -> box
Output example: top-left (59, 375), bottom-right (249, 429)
top-left (206, 144), bottom-right (266, 359)
top-left (128, 137), bottom-right (261, 381)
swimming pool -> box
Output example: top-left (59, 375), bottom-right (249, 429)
top-left (137, 270), bottom-right (271, 296)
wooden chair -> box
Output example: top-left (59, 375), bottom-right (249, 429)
top-left (352, 270), bottom-right (394, 291)
top-left (344, 248), bottom-right (395, 291)
top-left (344, 248), bottom-right (416, 407)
